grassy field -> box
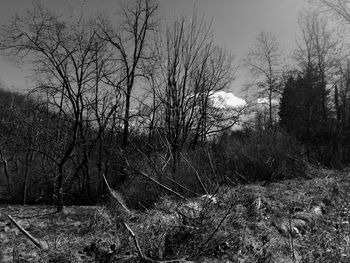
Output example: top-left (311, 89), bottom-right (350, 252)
top-left (1, 168), bottom-right (350, 262)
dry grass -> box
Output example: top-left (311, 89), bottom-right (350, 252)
top-left (1, 168), bottom-right (350, 262)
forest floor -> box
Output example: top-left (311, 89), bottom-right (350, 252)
top-left (1, 167), bottom-right (350, 262)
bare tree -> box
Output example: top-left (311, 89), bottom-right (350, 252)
top-left (318, 0), bottom-right (350, 23)
top-left (99, 0), bottom-right (159, 148)
top-left (154, 10), bottom-right (237, 177)
top-left (295, 11), bottom-right (338, 122)
top-left (0, 3), bottom-right (110, 212)
top-left (139, 52), bottom-right (164, 143)
top-left (0, 88), bottom-right (46, 204)
top-left (244, 31), bottom-right (282, 127)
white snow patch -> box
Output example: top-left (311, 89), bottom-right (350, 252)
top-left (210, 91), bottom-right (246, 109)
top-left (256, 97), bottom-right (279, 105)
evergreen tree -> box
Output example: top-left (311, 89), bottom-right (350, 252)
top-left (279, 69), bottom-right (330, 145)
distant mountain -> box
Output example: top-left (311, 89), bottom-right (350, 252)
top-left (210, 90), bottom-right (246, 109)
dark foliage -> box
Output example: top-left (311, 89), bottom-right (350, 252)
top-left (212, 128), bottom-right (306, 183)
top-left (279, 68), bottom-right (350, 167)
top-left (279, 71), bottom-right (331, 145)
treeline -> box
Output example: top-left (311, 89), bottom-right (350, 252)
top-left (0, 1), bottom-right (242, 211)
top-left (244, 5), bottom-right (350, 168)
top-left (1, 0), bottom-right (350, 211)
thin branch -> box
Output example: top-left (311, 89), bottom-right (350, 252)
top-left (123, 220), bottom-right (189, 263)
top-left (136, 170), bottom-right (188, 201)
top-left (190, 201), bottom-right (234, 258)
top-left (180, 152), bottom-right (208, 195)
top-left (136, 147), bottom-right (199, 196)
top-left (122, 221), bottom-right (145, 258)
top-left (102, 173), bottom-right (131, 215)
top-left (7, 214), bottom-right (43, 249)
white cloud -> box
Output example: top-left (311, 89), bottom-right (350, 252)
top-left (256, 97), bottom-right (279, 105)
top-left (210, 91), bottom-right (246, 109)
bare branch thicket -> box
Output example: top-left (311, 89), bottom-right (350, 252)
top-left (319, 0), bottom-right (350, 24)
top-left (243, 31), bottom-right (283, 128)
top-left (99, 0), bottom-right (159, 148)
top-left (0, 3), bottom-right (120, 212)
top-left (294, 11), bottom-right (339, 126)
top-left (295, 11), bottom-right (338, 77)
top-left (145, 9), bottom-right (239, 181)
top-left (313, 1), bottom-right (350, 162)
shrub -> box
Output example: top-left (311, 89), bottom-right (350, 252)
top-left (212, 128), bottom-right (306, 183)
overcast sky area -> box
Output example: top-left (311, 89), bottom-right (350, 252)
top-left (0, 0), bottom-right (308, 95)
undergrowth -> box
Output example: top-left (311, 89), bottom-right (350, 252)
top-left (2, 168), bottom-right (350, 262)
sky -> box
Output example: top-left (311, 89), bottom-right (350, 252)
top-left (0, 0), bottom-right (307, 95)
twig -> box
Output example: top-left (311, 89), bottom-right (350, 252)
top-left (205, 147), bottom-right (217, 180)
top-left (191, 201), bottom-right (234, 258)
top-left (162, 174), bottom-right (199, 197)
top-left (122, 222), bottom-right (145, 259)
top-left (7, 214), bottom-right (43, 249)
top-left (136, 147), bottom-right (199, 196)
top-left (234, 170), bottom-right (251, 183)
top-left (223, 173), bottom-right (237, 186)
top-left (201, 185), bottom-right (220, 210)
top-left (136, 170), bottom-right (189, 201)
top-left (288, 211), bottom-right (296, 262)
top-left (123, 222), bottom-right (190, 263)
top-left (181, 153), bottom-right (208, 195)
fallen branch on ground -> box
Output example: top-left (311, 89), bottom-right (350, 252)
top-left (123, 217), bottom-right (191, 263)
top-left (103, 173), bottom-right (190, 262)
top-left (102, 173), bottom-right (131, 215)
top-left (7, 214), bottom-right (43, 249)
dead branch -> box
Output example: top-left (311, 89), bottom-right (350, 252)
top-left (180, 153), bottom-right (208, 195)
top-left (136, 147), bottom-right (199, 196)
top-left (102, 173), bottom-right (131, 215)
top-left (123, 221), bottom-right (191, 263)
top-left (191, 201), bottom-right (234, 258)
top-left (223, 174), bottom-right (237, 186)
top-left (136, 170), bottom-right (189, 201)
top-left (122, 221), bottom-right (145, 259)
top-left (7, 214), bottom-right (43, 249)
top-left (205, 147), bottom-right (219, 182)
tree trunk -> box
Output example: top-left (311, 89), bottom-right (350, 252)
top-left (171, 143), bottom-right (180, 185)
top-left (122, 89), bottom-right (131, 148)
top-left (56, 164), bottom-right (64, 212)
top-left (0, 151), bottom-right (11, 195)
top-left (269, 92), bottom-right (273, 128)
top-left (23, 150), bottom-right (30, 205)
top-left (83, 154), bottom-right (91, 200)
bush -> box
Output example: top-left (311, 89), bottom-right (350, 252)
top-left (119, 128), bottom-right (308, 210)
top-left (212, 128), bottom-right (306, 183)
